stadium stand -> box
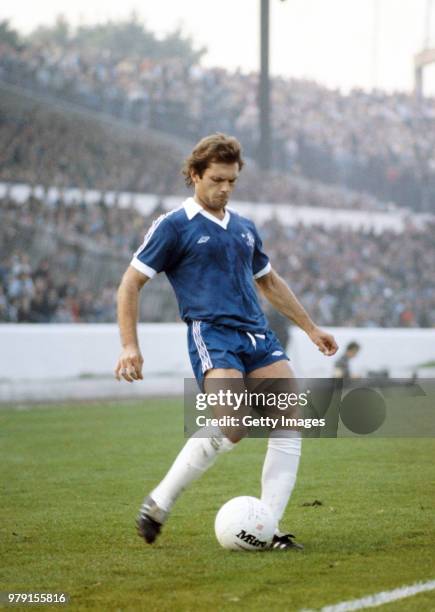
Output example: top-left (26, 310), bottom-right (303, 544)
top-left (2, 39), bottom-right (435, 210)
top-left (1, 24), bottom-right (434, 329)
top-left (0, 85), bottom-right (396, 210)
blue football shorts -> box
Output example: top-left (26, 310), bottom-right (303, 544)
top-left (187, 321), bottom-right (289, 389)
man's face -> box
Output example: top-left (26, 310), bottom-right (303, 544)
top-left (192, 162), bottom-right (239, 210)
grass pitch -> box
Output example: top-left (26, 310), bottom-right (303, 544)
top-left (1, 399), bottom-right (434, 611)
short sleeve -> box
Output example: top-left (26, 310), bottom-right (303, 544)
top-left (251, 223), bottom-right (271, 279)
top-left (130, 215), bottom-right (179, 278)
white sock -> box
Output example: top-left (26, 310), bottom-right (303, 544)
top-left (261, 429), bottom-right (301, 529)
top-left (150, 426), bottom-right (235, 513)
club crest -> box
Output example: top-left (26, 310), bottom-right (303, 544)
top-left (241, 231), bottom-right (255, 249)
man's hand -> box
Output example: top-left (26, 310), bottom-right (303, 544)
top-left (308, 326), bottom-right (338, 356)
top-left (114, 345), bottom-right (144, 382)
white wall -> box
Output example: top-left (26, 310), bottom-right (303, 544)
top-left (289, 327), bottom-right (435, 378)
top-left (0, 323), bottom-right (191, 401)
top-left (0, 323), bottom-right (191, 380)
top-left (1, 324), bottom-right (434, 383)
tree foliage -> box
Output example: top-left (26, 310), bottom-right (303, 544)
top-left (0, 20), bottom-right (21, 49)
top-left (29, 15), bottom-right (70, 46)
top-left (26, 14), bottom-right (206, 65)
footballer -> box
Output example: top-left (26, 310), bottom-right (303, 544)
top-left (115, 133), bottom-right (338, 550)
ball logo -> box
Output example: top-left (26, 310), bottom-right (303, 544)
top-left (236, 529), bottom-right (267, 548)
top-left (215, 497), bottom-right (276, 550)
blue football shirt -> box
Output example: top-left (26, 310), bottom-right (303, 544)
top-left (130, 198), bottom-right (272, 332)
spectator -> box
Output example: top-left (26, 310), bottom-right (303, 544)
top-left (333, 341), bottom-right (361, 381)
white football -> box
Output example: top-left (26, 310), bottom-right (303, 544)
top-left (214, 496), bottom-right (276, 551)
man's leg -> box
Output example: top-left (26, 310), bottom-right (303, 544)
top-left (137, 368), bottom-right (246, 543)
top-left (247, 360), bottom-right (303, 550)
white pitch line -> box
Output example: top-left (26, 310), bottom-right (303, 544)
top-left (301, 579), bottom-right (435, 612)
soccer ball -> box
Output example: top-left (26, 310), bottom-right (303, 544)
top-left (214, 496), bottom-right (276, 551)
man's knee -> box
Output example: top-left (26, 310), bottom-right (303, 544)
top-left (223, 431), bottom-right (245, 445)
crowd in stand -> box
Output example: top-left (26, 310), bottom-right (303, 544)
top-left (0, 88), bottom-right (182, 194)
top-left (1, 195), bottom-right (434, 327)
top-left (0, 194), bottom-right (144, 323)
top-left (0, 251), bottom-right (116, 323)
top-left (1, 40), bottom-right (435, 209)
top-left (261, 217), bottom-right (435, 328)
top-left (0, 251), bottom-right (118, 323)
top-left (1, 31), bottom-right (434, 328)
top-left (0, 88), bottom-right (390, 211)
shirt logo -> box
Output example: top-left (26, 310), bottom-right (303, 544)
top-left (272, 350), bottom-right (283, 356)
top-left (241, 231), bottom-right (255, 249)
top-left (197, 235), bottom-right (210, 244)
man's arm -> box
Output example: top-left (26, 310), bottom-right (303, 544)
top-left (256, 268), bottom-right (338, 356)
top-left (114, 265), bottom-right (149, 382)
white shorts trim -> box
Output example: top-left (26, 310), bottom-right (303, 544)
top-left (192, 321), bottom-right (213, 373)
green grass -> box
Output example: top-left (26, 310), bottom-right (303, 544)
top-left (1, 400), bottom-right (434, 611)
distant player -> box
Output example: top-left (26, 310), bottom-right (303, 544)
top-left (334, 341), bottom-right (360, 382)
top-left (115, 134), bottom-right (338, 550)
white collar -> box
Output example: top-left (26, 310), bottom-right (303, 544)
top-left (183, 197), bottom-right (230, 229)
